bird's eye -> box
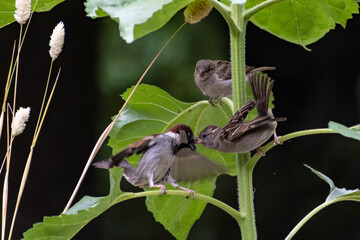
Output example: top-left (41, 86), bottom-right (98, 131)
top-left (205, 66), bottom-right (211, 72)
top-left (201, 133), bottom-right (207, 138)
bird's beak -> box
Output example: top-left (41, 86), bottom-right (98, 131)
top-left (195, 138), bottom-right (202, 144)
top-left (190, 141), bottom-right (197, 151)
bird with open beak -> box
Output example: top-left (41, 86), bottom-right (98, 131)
top-left (94, 124), bottom-right (224, 198)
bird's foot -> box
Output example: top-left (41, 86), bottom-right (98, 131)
top-left (217, 96), bottom-right (223, 105)
top-left (208, 98), bottom-right (216, 107)
top-left (273, 131), bottom-right (283, 145)
top-left (178, 186), bottom-right (196, 200)
top-left (256, 147), bottom-right (266, 157)
top-left (153, 184), bottom-right (167, 197)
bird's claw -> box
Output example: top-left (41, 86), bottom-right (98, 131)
top-left (256, 147), bottom-right (266, 157)
top-left (208, 98), bottom-right (216, 107)
top-left (158, 186), bottom-right (167, 197)
top-left (273, 131), bottom-right (283, 145)
top-left (185, 190), bottom-right (196, 200)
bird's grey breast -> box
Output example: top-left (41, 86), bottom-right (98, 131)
top-left (135, 134), bottom-right (176, 184)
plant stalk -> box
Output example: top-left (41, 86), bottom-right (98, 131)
top-left (285, 201), bottom-right (334, 240)
top-left (230, 3), bottom-right (257, 240)
top-left (112, 190), bottom-right (245, 225)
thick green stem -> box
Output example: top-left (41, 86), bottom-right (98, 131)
top-left (211, 0), bottom-right (240, 33)
top-left (230, 4), bottom-right (246, 112)
top-left (237, 156), bottom-right (256, 239)
top-left (230, 4), bottom-right (257, 240)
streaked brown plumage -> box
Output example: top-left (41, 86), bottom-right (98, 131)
top-left (196, 73), bottom-right (286, 155)
top-left (194, 59), bottom-right (275, 105)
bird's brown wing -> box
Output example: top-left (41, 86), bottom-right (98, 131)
top-left (93, 136), bottom-right (155, 169)
top-left (222, 116), bottom-right (275, 141)
top-left (216, 60), bottom-right (232, 81)
top-left (225, 99), bottom-right (257, 126)
top-left (170, 148), bottom-right (225, 182)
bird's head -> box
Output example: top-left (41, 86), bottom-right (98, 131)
top-left (196, 125), bottom-right (219, 145)
top-left (194, 60), bottom-right (215, 81)
top-left (166, 124), bottom-right (196, 151)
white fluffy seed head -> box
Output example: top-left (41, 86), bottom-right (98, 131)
top-left (14, 0), bottom-right (31, 25)
top-left (12, 107), bottom-right (31, 137)
top-left (49, 21), bottom-right (65, 61)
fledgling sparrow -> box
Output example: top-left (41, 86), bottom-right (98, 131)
top-left (93, 124), bottom-right (223, 198)
top-left (194, 59), bottom-right (275, 105)
top-left (196, 73), bottom-right (286, 155)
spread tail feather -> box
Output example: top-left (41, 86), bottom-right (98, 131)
top-left (93, 159), bottom-right (114, 169)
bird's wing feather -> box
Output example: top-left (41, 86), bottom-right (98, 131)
top-left (226, 100), bottom-right (256, 125)
top-left (222, 116), bottom-right (275, 141)
top-left (170, 148), bottom-right (225, 182)
top-left (93, 136), bottom-right (155, 169)
top-left (215, 60), bottom-right (232, 81)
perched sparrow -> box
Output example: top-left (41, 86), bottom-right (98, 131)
top-left (93, 124), bottom-right (223, 198)
top-left (196, 73), bottom-right (286, 155)
top-left (194, 59), bottom-right (275, 105)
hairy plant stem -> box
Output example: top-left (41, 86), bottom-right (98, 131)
top-left (230, 4), bottom-right (257, 240)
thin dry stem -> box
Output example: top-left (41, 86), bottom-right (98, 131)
top-left (8, 147), bottom-right (33, 240)
top-left (33, 69), bottom-right (61, 143)
top-left (34, 61), bottom-right (53, 140)
top-left (13, 26), bottom-right (23, 122)
top-left (62, 22), bottom-right (187, 213)
top-left (8, 69), bottom-right (61, 239)
top-left (2, 109), bottom-right (12, 240)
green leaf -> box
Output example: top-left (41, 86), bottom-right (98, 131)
top-left (22, 167), bottom-right (124, 240)
top-left (23, 83), bottom-right (274, 239)
top-left (84, 0), bottom-right (194, 43)
top-left (245, 0), bottom-right (359, 48)
top-left (305, 165), bottom-right (360, 202)
top-left (108, 83), bottom-right (235, 239)
top-left (329, 121), bottom-right (360, 141)
top-left (146, 179), bottom-right (216, 240)
top-left (109, 84), bottom-right (237, 173)
top-left (0, 0), bottom-right (65, 29)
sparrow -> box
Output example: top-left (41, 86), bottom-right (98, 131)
top-left (196, 72), bottom-right (286, 155)
top-left (93, 124), bottom-right (223, 198)
top-left (194, 59), bottom-right (275, 105)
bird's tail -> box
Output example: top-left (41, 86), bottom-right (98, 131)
top-left (248, 66), bottom-right (276, 73)
top-left (249, 72), bottom-right (273, 117)
top-left (93, 159), bottom-right (115, 169)
top-left (93, 148), bottom-right (132, 170)
top-left (93, 156), bottom-right (136, 177)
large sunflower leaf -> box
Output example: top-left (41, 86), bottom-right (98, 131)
top-left (84, 0), bottom-right (194, 43)
top-left (108, 84), bottom-right (236, 239)
top-left (22, 167), bottom-right (125, 239)
top-left (245, 0), bottom-right (359, 48)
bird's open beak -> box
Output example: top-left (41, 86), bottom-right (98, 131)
top-left (190, 142), bottom-right (197, 151)
top-left (195, 138), bottom-right (202, 144)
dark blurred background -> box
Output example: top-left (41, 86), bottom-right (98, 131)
top-left (0, 0), bottom-right (359, 239)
